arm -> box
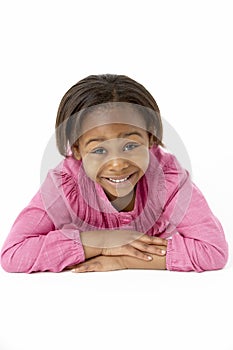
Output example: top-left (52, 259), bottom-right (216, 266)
top-left (162, 154), bottom-right (228, 272)
top-left (70, 234), bottom-right (168, 272)
top-left (70, 253), bottom-right (166, 273)
top-left (0, 190), bottom-right (85, 273)
top-left (1, 161), bottom-right (104, 273)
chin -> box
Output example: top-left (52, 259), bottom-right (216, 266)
top-left (108, 188), bottom-right (135, 199)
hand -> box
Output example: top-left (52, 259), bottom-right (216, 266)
top-left (102, 234), bottom-right (167, 261)
top-left (71, 255), bottom-right (125, 273)
top-left (80, 230), bottom-right (167, 261)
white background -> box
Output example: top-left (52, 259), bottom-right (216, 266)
top-left (0, 1), bottom-right (232, 350)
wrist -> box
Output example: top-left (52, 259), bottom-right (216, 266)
top-left (80, 231), bottom-right (103, 259)
top-left (118, 256), bottom-right (128, 269)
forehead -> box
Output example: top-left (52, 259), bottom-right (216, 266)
top-left (79, 103), bottom-right (148, 136)
top-left (80, 123), bottom-right (147, 141)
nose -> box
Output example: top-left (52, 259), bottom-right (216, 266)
top-left (106, 157), bottom-right (129, 172)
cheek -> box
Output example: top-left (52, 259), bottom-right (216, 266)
top-left (130, 147), bottom-right (150, 173)
top-left (82, 155), bottom-right (103, 180)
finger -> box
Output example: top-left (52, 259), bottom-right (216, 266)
top-left (102, 245), bottom-right (151, 261)
top-left (72, 266), bottom-right (86, 273)
top-left (137, 235), bottom-right (168, 246)
top-left (130, 241), bottom-right (167, 256)
top-left (72, 262), bottom-right (98, 273)
top-left (104, 245), bottom-right (153, 261)
top-left (123, 245), bottom-right (153, 261)
top-left (130, 239), bottom-right (167, 255)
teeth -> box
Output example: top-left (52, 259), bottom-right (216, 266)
top-left (108, 176), bottom-right (129, 183)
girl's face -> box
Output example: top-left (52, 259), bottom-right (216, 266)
top-left (73, 105), bottom-right (153, 207)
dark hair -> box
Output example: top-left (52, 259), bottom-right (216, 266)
top-left (55, 74), bottom-right (164, 157)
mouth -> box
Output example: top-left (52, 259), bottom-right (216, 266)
top-left (101, 173), bottom-right (136, 185)
top-left (108, 175), bottom-right (130, 183)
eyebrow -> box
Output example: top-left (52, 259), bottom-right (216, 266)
top-left (84, 131), bottom-right (144, 147)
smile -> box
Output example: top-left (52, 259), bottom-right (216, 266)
top-left (101, 173), bottom-right (136, 186)
top-left (108, 176), bottom-right (130, 183)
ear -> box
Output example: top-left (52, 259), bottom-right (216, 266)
top-left (148, 134), bottom-right (155, 148)
top-left (72, 143), bottom-right (82, 160)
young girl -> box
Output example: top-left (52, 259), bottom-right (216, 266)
top-left (0, 74), bottom-right (228, 273)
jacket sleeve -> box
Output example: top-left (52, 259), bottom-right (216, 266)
top-left (161, 154), bottom-right (228, 272)
top-left (0, 169), bottom-right (85, 273)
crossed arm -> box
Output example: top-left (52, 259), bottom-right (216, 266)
top-left (67, 230), bottom-right (167, 273)
top-left (68, 253), bottom-right (167, 273)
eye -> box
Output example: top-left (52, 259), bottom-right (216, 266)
top-left (123, 143), bottom-right (139, 151)
top-left (90, 147), bottom-right (107, 155)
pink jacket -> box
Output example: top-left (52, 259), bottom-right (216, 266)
top-left (1, 145), bottom-right (228, 273)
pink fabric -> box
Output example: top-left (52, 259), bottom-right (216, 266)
top-left (1, 145), bottom-right (228, 273)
